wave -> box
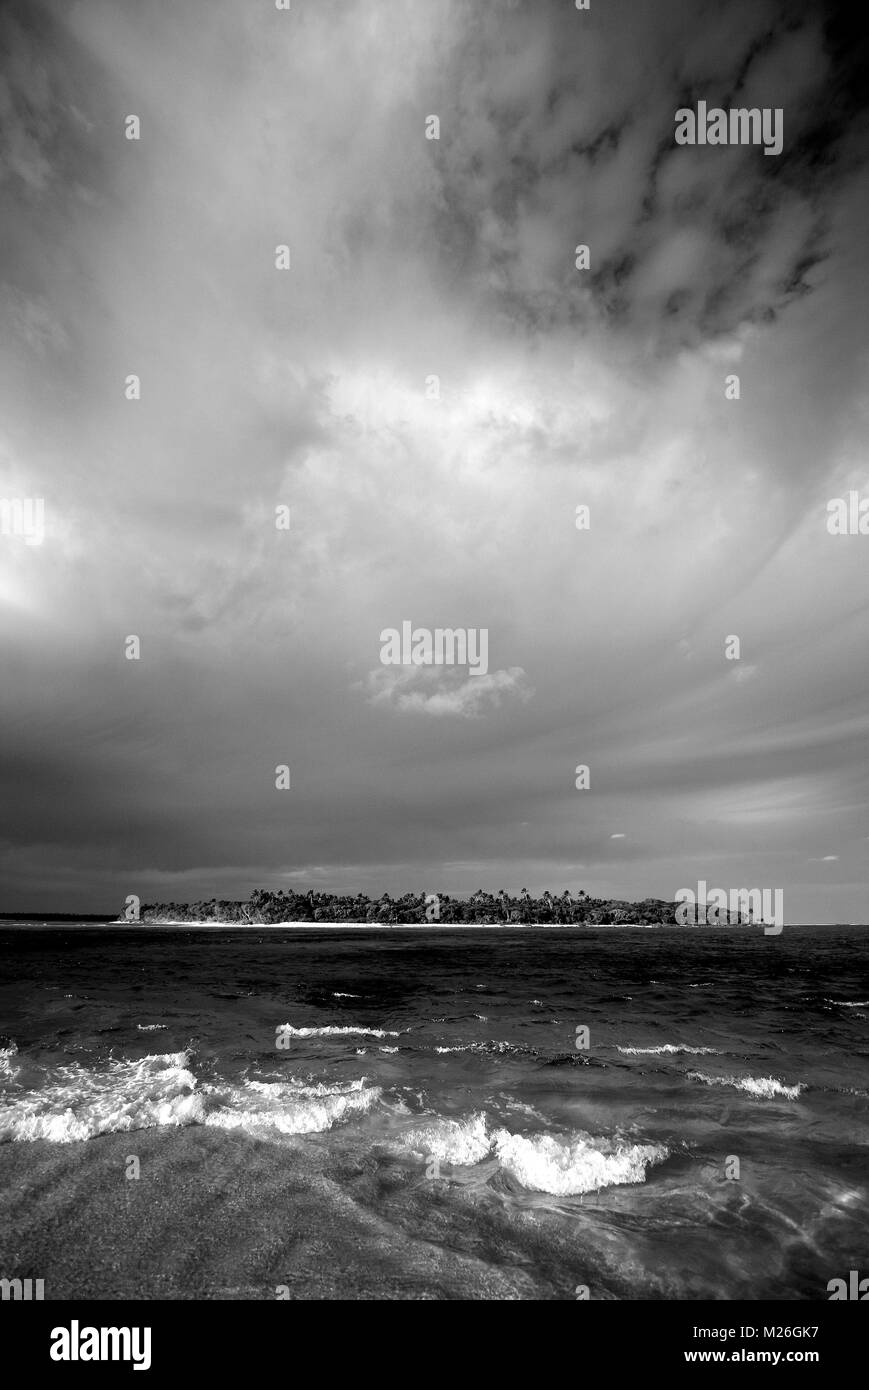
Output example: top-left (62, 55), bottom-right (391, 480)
top-left (617, 1044), bottom-right (720, 1056)
top-left (204, 1076), bottom-right (381, 1137)
top-left (395, 1112), bottom-right (492, 1165)
top-left (393, 1113), bottom-right (667, 1195)
top-left (136, 1024), bottom-right (168, 1032)
top-left (433, 1041), bottom-right (536, 1057)
top-left (493, 1129), bottom-right (668, 1196)
top-left (0, 1043), bottom-right (20, 1080)
top-left (688, 1071), bottom-right (803, 1100)
top-left (0, 1051), bottom-right (202, 1142)
top-left (0, 1049), bottom-right (380, 1143)
top-left (824, 999), bottom-right (869, 1009)
top-left (278, 1022), bottom-right (401, 1039)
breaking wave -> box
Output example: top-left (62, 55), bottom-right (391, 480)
top-left (396, 1112), bottom-right (492, 1165)
top-left (617, 1044), bottom-right (720, 1056)
top-left (0, 1050), bottom-right (380, 1143)
top-left (278, 1022), bottom-right (401, 1039)
top-left (393, 1113), bottom-right (668, 1194)
top-left (0, 1043), bottom-right (20, 1081)
top-left (688, 1071), bottom-right (804, 1100)
top-left (493, 1129), bottom-right (667, 1196)
top-left (0, 1051), bottom-right (202, 1142)
top-left (204, 1076), bottom-right (381, 1136)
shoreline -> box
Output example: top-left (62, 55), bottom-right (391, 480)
top-left (2, 918), bottom-right (860, 930)
top-left (133, 919), bottom-right (676, 929)
top-left (2, 918), bottom-right (772, 931)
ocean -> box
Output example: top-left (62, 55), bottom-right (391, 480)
top-left (1, 923), bottom-right (867, 1300)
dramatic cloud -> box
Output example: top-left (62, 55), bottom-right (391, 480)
top-left (0, 0), bottom-right (867, 921)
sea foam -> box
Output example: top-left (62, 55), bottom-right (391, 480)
top-left (204, 1076), bottom-right (381, 1136)
top-left (492, 1128), bottom-right (667, 1196)
top-left (0, 1049), bottom-right (380, 1143)
top-left (0, 1043), bottom-right (20, 1080)
top-left (688, 1071), bottom-right (803, 1100)
top-left (396, 1112), bottom-right (492, 1165)
top-left (0, 1051), bottom-right (202, 1143)
top-left (433, 1041), bottom-right (535, 1056)
top-left (394, 1114), bottom-right (668, 1194)
top-left (278, 1023), bottom-right (401, 1039)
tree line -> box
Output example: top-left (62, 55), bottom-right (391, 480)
top-left (138, 888), bottom-right (683, 925)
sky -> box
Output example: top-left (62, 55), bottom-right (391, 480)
top-left (0, 0), bottom-right (867, 922)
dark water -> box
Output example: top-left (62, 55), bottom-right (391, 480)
top-left (1, 923), bottom-right (867, 1299)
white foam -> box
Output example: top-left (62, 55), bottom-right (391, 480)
top-left (204, 1076), bottom-right (381, 1137)
top-left (394, 1114), bottom-right (668, 1194)
top-left (0, 1051), bottom-right (203, 1143)
top-left (0, 1044), bottom-right (20, 1081)
top-left (278, 1023), bottom-right (401, 1039)
top-left (0, 1045), bottom-right (382, 1143)
top-left (493, 1128), bottom-right (668, 1195)
top-left (689, 1071), bottom-right (803, 1100)
top-left (136, 1024), bottom-right (168, 1032)
top-left (617, 1044), bottom-right (719, 1055)
top-left (396, 1112), bottom-right (492, 1165)
top-left (825, 999), bottom-right (869, 1008)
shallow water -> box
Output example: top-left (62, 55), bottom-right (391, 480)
top-left (1, 923), bottom-right (867, 1298)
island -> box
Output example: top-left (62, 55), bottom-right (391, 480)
top-left (133, 888), bottom-right (759, 926)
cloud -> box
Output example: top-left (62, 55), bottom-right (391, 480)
top-left (0, 0), bottom-right (866, 922)
top-left (359, 666), bottom-right (533, 718)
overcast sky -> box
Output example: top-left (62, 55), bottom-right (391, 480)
top-left (1, 0), bottom-right (867, 921)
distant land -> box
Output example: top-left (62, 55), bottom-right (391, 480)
top-left (130, 888), bottom-right (751, 926)
top-left (0, 899), bottom-right (860, 926)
